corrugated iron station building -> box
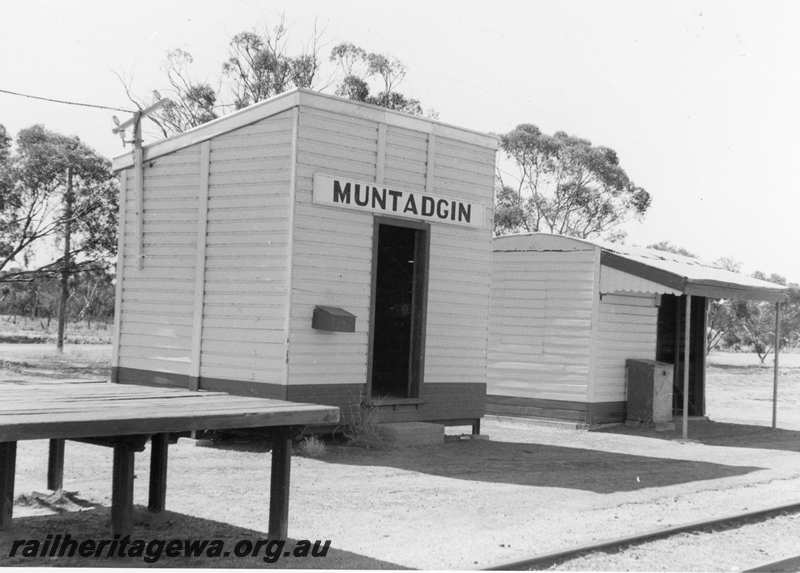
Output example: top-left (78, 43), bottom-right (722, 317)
top-left (488, 233), bottom-right (787, 429)
top-left (110, 89), bottom-right (498, 427)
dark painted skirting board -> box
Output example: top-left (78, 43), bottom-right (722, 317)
top-left (201, 377), bottom-right (286, 400)
top-left (587, 401), bottom-right (626, 425)
top-left (487, 394), bottom-right (626, 425)
top-left (287, 384), bottom-right (364, 419)
top-left (289, 382), bottom-right (486, 424)
top-left (113, 368), bottom-right (484, 424)
top-left (113, 367), bottom-right (287, 399)
top-left (112, 367), bottom-right (189, 389)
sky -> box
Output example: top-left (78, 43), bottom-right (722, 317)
top-left (2, 0), bottom-right (798, 282)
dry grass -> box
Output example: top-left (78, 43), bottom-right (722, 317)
top-left (295, 435), bottom-right (327, 458)
top-left (341, 401), bottom-right (387, 449)
top-left (0, 343), bottom-right (110, 380)
top-left (0, 314), bottom-right (112, 345)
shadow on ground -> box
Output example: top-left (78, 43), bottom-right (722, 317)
top-left (597, 419), bottom-right (800, 453)
top-left (0, 506), bottom-right (403, 568)
top-left (708, 363), bottom-right (782, 371)
top-left (321, 439), bottom-right (761, 493)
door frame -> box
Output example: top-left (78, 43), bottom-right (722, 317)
top-left (365, 215), bottom-right (431, 403)
top-left (657, 294), bottom-right (707, 416)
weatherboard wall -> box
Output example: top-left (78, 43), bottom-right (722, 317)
top-left (487, 246), bottom-right (596, 407)
top-left (592, 293), bottom-right (659, 403)
top-left (114, 112), bottom-right (295, 389)
top-left (424, 133), bottom-right (495, 395)
top-left (199, 110), bottom-right (295, 385)
top-left (116, 144), bottom-right (201, 379)
top-left (286, 106), bottom-right (376, 399)
top-left (286, 103), bottom-right (496, 422)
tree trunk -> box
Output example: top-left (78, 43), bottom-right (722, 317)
top-left (56, 166), bottom-right (73, 353)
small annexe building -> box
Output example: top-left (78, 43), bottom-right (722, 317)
top-left (488, 233), bottom-right (787, 426)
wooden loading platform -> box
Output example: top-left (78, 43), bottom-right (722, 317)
top-left (0, 379), bottom-right (339, 538)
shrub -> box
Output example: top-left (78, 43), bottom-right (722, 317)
top-left (295, 435), bottom-right (327, 457)
top-left (341, 399), bottom-right (386, 449)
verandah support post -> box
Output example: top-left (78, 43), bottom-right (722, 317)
top-left (701, 297), bottom-right (709, 417)
top-left (47, 439), bottom-right (65, 491)
top-left (673, 296), bottom-right (682, 417)
top-left (268, 427), bottom-right (292, 540)
top-left (148, 434), bottom-right (169, 512)
top-left (0, 441), bottom-right (17, 529)
top-left (111, 443), bottom-right (135, 536)
top-left (682, 294), bottom-right (692, 440)
top-left (772, 301), bottom-right (781, 429)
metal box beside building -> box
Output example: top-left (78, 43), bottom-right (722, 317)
top-left (312, 305), bottom-right (356, 333)
top-left (625, 359), bottom-right (674, 428)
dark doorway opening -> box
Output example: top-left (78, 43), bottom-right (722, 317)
top-left (369, 221), bottom-right (429, 399)
top-left (656, 294), bottom-right (707, 416)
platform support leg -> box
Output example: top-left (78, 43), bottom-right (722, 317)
top-left (0, 441), bottom-right (17, 529)
top-left (47, 439), bottom-right (65, 491)
top-left (268, 427), bottom-right (292, 540)
top-left (148, 434), bottom-right (168, 512)
top-left (471, 419), bottom-right (481, 436)
top-left (111, 444), bottom-right (135, 536)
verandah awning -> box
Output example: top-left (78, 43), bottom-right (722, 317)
top-left (596, 243), bottom-right (788, 440)
top-left (599, 246), bottom-right (788, 303)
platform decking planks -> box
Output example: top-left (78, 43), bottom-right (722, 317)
top-left (0, 379), bottom-right (339, 538)
top-left (0, 380), bottom-right (338, 441)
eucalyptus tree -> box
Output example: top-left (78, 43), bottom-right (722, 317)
top-left (496, 124), bottom-right (650, 240)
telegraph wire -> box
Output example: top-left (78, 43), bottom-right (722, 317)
top-left (0, 88), bottom-right (136, 113)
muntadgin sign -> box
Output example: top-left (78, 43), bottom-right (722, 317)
top-left (312, 174), bottom-right (487, 229)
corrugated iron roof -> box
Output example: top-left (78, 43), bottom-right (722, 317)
top-left (600, 243), bottom-right (788, 301)
top-left (599, 265), bottom-right (683, 296)
top-left (494, 233), bottom-right (789, 302)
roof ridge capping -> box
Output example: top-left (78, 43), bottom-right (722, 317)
top-left (112, 88), bottom-right (499, 171)
top-left (492, 232), bottom-right (598, 251)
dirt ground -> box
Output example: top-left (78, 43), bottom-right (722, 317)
top-left (548, 351), bottom-right (800, 571)
top-left (2, 345), bottom-right (800, 569)
top-left (0, 343), bottom-right (109, 382)
top-left (554, 510), bottom-right (800, 571)
top-left (706, 351), bottom-right (800, 430)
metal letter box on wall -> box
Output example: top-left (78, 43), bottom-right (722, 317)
top-left (625, 359), bottom-right (674, 429)
top-left (312, 305), bottom-right (356, 332)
